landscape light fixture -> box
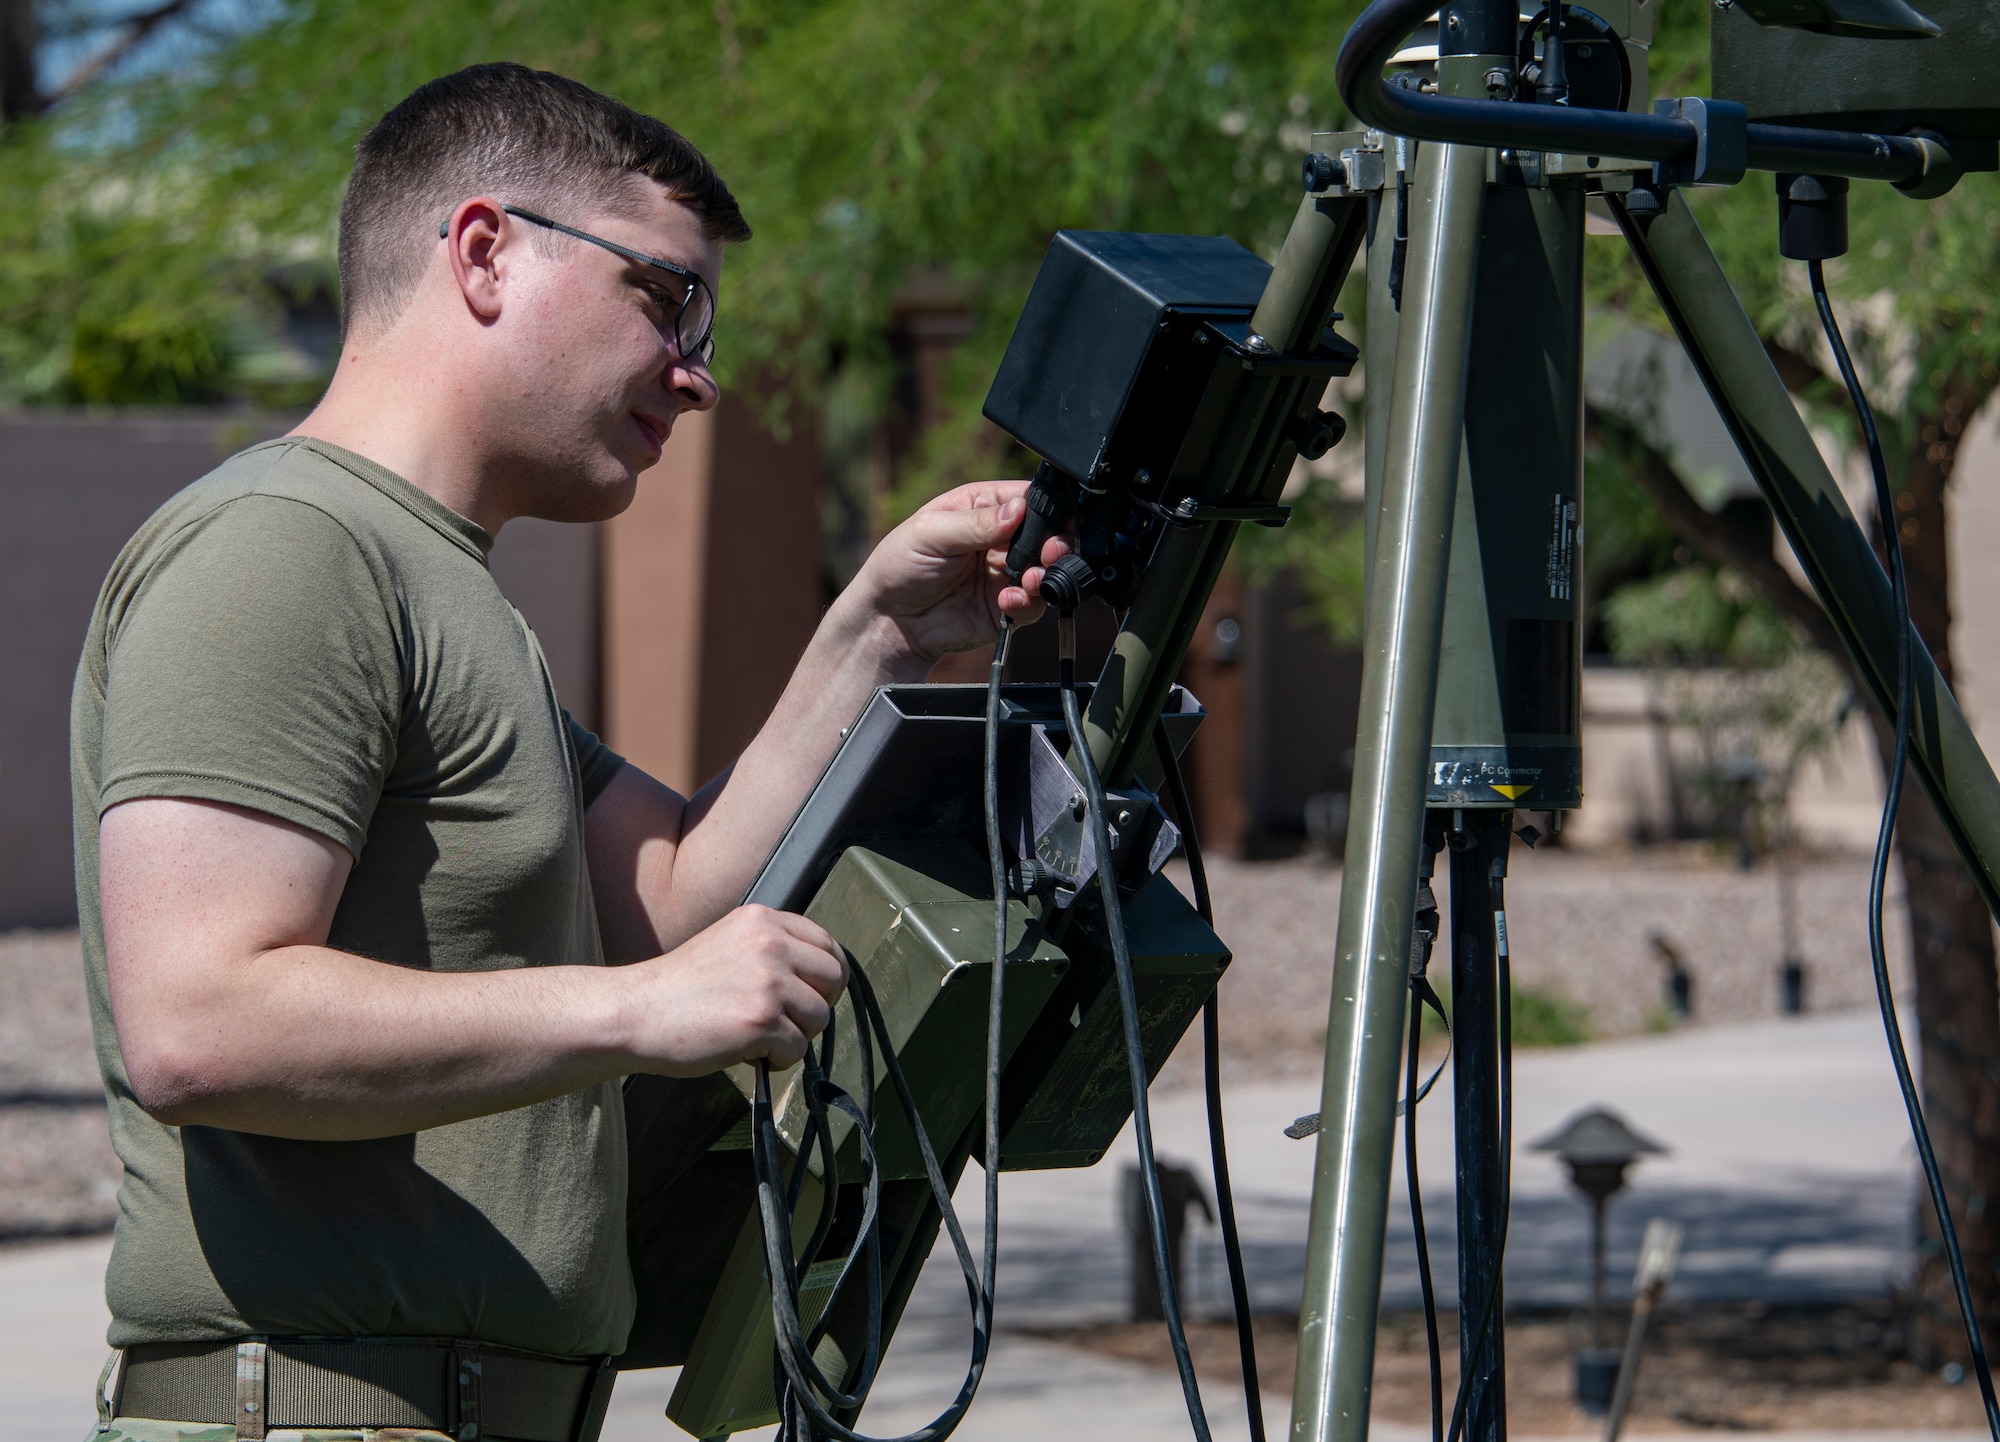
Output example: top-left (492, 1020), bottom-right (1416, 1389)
top-left (1531, 1107), bottom-right (1669, 1415)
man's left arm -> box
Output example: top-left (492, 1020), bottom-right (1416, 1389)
top-left (585, 479), bottom-right (1058, 961)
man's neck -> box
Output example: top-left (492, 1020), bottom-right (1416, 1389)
top-left (292, 327), bottom-right (516, 536)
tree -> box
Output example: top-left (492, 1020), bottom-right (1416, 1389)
top-left (1, 0), bottom-right (218, 122)
top-left (0, 0), bottom-right (1358, 422)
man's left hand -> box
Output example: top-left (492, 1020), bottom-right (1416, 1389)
top-left (849, 479), bottom-right (1068, 665)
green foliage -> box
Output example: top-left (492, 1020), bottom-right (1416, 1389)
top-left (1583, 427), bottom-right (1678, 604)
top-left (1510, 985), bottom-right (1593, 1048)
top-left (0, 0), bottom-right (1378, 426)
top-left (1603, 565), bottom-right (1797, 668)
top-left (1420, 979), bottom-right (1591, 1048)
top-left (1239, 471), bottom-right (1368, 647)
top-left (1603, 548), bottom-right (1855, 853)
top-left (1587, 1), bottom-right (2000, 466)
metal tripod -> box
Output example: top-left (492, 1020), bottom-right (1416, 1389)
top-left (1289, 3), bottom-right (2000, 1441)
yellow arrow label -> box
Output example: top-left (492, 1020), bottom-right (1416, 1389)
top-left (1491, 784), bottom-right (1533, 800)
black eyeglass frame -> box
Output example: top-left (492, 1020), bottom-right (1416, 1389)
top-left (437, 204), bottom-right (717, 365)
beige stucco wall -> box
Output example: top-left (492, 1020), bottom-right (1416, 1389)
top-left (1565, 666), bottom-right (1884, 852)
top-left (1570, 384), bottom-right (2000, 858)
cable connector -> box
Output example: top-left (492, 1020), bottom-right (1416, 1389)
top-left (1006, 856), bottom-right (1058, 900)
top-left (1040, 553), bottom-right (1097, 615)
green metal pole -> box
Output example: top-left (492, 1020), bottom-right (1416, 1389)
top-left (1083, 194), bottom-right (1369, 786)
top-left (1254, 191), bottom-right (1366, 355)
top-left (1361, 152), bottom-right (1403, 593)
top-left (1290, 135), bottom-right (1489, 1442)
top-left (1614, 191), bottom-right (2000, 923)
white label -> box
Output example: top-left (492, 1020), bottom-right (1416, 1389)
top-left (1546, 495), bottom-right (1578, 601)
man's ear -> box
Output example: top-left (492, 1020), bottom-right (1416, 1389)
top-left (440, 197), bottom-right (512, 322)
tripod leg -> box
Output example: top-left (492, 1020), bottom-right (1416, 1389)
top-left (1612, 189), bottom-right (2000, 923)
top-left (1290, 133), bottom-right (1489, 1442)
top-left (1449, 810), bottom-right (1513, 1442)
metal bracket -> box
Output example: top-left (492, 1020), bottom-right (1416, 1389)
top-left (1137, 496), bottom-right (1293, 529)
top-left (1306, 130), bottom-right (1386, 195)
top-left (1651, 97), bottom-right (1748, 188)
top-left (1007, 725), bottom-right (1179, 904)
top-left (1204, 319), bottom-right (1361, 377)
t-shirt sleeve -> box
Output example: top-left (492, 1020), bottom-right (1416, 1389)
top-left (97, 495), bottom-right (402, 858)
top-left (565, 710), bottom-right (626, 807)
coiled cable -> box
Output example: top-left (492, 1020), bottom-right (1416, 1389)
top-left (758, 624), bottom-right (1017, 1442)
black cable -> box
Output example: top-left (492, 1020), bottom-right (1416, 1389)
top-left (759, 623), bottom-right (1018, 1442)
top-left (1406, 988), bottom-right (1444, 1442)
top-left (1536, 0), bottom-right (1568, 107)
top-left (982, 617), bottom-right (1013, 1356)
top-left (1445, 872), bottom-right (1511, 1442)
top-left (1404, 859), bottom-right (1446, 1442)
top-left (1389, 141), bottom-right (1410, 313)
top-left (1155, 722), bottom-right (1265, 1442)
top-left (1060, 621), bottom-right (1212, 1442)
top-left (760, 954), bottom-right (994, 1442)
top-left (1809, 259), bottom-right (2000, 1438)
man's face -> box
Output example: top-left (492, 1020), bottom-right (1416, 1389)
top-left (491, 179), bottom-right (725, 523)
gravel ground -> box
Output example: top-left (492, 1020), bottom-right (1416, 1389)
top-left (0, 844), bottom-right (1914, 1239)
top-left (0, 928), bottom-right (118, 1241)
top-left (1154, 842), bottom-right (1909, 1091)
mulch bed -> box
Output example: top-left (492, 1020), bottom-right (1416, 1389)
top-left (1024, 1303), bottom-right (1989, 1433)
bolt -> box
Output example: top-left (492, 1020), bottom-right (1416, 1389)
top-left (1070, 792), bottom-right (1086, 821)
top-left (1483, 66), bottom-right (1512, 97)
top-left (1116, 809), bottom-right (1135, 830)
top-left (1301, 150), bottom-right (1346, 192)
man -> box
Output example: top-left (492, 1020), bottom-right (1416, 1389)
top-left (74, 62), bottom-right (1055, 1441)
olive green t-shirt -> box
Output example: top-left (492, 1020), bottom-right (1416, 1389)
top-left (70, 437), bottom-right (633, 1357)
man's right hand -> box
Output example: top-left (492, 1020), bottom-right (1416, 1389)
top-left (626, 905), bottom-right (848, 1075)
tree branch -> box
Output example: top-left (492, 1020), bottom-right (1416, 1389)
top-left (50, 0), bottom-right (199, 106)
top-left (1762, 337), bottom-right (1829, 398)
top-left (1586, 400), bottom-right (1860, 690)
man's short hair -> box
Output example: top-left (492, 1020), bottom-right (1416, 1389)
top-left (338, 62), bottom-right (752, 335)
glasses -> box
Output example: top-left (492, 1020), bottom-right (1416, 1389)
top-left (440, 204), bottom-right (717, 365)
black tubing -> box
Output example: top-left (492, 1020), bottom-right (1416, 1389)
top-left (1062, 655), bottom-right (1213, 1442)
top-left (1444, 882), bottom-right (1512, 1442)
top-left (759, 955), bottom-right (993, 1442)
top-left (1155, 722), bottom-right (1267, 1442)
top-left (1406, 993), bottom-right (1444, 1442)
top-left (1332, 0), bottom-right (1929, 184)
top-left (1810, 260), bottom-right (2000, 1440)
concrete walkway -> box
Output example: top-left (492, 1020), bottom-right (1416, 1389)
top-left (5, 1011), bottom-right (1968, 1441)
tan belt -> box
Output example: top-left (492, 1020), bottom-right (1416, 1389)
top-left (111, 1338), bottom-right (614, 1441)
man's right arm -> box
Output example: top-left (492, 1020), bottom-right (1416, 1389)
top-left (101, 795), bottom-right (846, 1141)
